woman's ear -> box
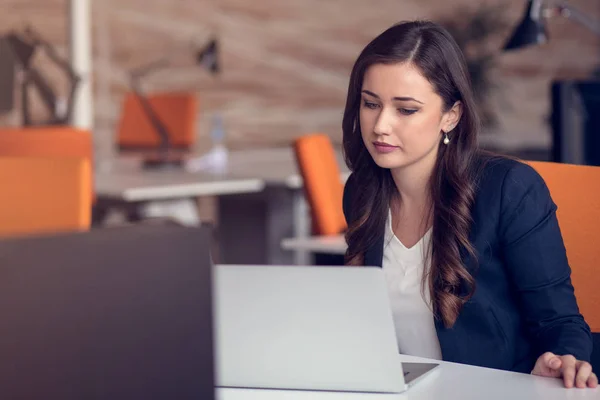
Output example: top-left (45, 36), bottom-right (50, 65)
top-left (443, 101), bottom-right (463, 132)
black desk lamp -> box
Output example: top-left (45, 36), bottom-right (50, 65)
top-left (1, 27), bottom-right (81, 126)
top-left (504, 0), bottom-right (600, 51)
top-left (504, 1), bottom-right (600, 167)
top-left (129, 38), bottom-right (220, 169)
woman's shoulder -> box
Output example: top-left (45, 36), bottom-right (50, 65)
top-left (474, 151), bottom-right (546, 193)
top-left (472, 151), bottom-right (553, 221)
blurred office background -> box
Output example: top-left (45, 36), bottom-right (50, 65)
top-left (0, 0), bottom-right (598, 260)
top-left (0, 0), bottom-right (598, 162)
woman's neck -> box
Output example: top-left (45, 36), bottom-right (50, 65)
top-left (390, 153), bottom-right (437, 210)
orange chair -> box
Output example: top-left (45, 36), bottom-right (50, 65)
top-left (116, 92), bottom-right (198, 150)
top-left (0, 157), bottom-right (92, 237)
top-left (0, 126), bottom-right (95, 201)
top-left (293, 133), bottom-right (346, 236)
top-left (0, 126), bottom-right (93, 163)
top-left (527, 161), bottom-right (600, 332)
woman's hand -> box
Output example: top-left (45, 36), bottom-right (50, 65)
top-left (532, 352), bottom-right (598, 388)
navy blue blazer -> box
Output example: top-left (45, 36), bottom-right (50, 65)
top-left (342, 155), bottom-right (593, 373)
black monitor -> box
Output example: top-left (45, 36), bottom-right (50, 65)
top-left (0, 224), bottom-right (215, 399)
top-left (551, 80), bottom-right (600, 166)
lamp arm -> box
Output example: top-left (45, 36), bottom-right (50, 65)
top-left (128, 54), bottom-right (187, 153)
top-left (126, 37), bottom-right (217, 154)
top-left (21, 63), bottom-right (81, 126)
top-left (29, 31), bottom-right (80, 82)
top-left (19, 27), bottom-right (81, 125)
top-left (37, 38), bottom-right (81, 123)
top-left (553, 2), bottom-right (600, 36)
top-left (130, 58), bottom-right (170, 79)
top-left (129, 37), bottom-right (200, 78)
top-left (22, 68), bottom-right (56, 125)
top-left (130, 76), bottom-right (171, 153)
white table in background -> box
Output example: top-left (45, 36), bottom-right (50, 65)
top-left (95, 169), bottom-right (265, 202)
top-left (95, 147), bottom-right (349, 265)
top-left (218, 354), bottom-right (598, 400)
top-left (93, 155), bottom-right (265, 227)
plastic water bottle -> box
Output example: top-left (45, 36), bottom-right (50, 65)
top-left (209, 113), bottom-right (228, 173)
top-left (185, 113), bottom-right (229, 173)
top-left (210, 114), bottom-right (224, 144)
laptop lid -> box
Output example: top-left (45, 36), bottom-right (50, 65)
top-left (213, 264), bottom-right (406, 393)
top-left (0, 224), bottom-right (215, 400)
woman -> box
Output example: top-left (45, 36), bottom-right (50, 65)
top-left (341, 20), bottom-right (597, 389)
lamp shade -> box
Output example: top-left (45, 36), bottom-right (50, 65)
top-left (503, 0), bottom-right (548, 51)
top-left (4, 32), bottom-right (36, 68)
top-left (196, 38), bottom-right (219, 74)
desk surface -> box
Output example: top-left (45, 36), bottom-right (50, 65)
top-left (281, 234), bottom-right (347, 255)
top-left (95, 147), bottom-right (349, 201)
top-left (95, 168), bottom-right (265, 201)
top-left (217, 354), bottom-right (598, 400)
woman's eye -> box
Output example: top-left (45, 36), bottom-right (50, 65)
top-left (363, 100), bottom-right (379, 109)
top-left (399, 108), bottom-right (417, 115)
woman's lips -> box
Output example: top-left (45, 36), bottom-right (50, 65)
top-left (373, 142), bottom-right (399, 154)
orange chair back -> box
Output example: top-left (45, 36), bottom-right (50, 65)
top-left (527, 161), bottom-right (600, 331)
top-left (0, 157), bottom-right (92, 237)
top-left (116, 92), bottom-right (198, 150)
top-left (293, 134), bottom-right (346, 236)
top-left (0, 126), bottom-right (93, 163)
top-left (0, 126), bottom-right (95, 201)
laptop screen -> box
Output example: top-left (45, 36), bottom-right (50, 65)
top-left (0, 224), bottom-right (215, 399)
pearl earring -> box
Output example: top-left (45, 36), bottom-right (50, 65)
top-left (443, 133), bottom-right (450, 145)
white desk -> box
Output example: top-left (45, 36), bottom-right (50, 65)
top-left (95, 148), bottom-right (349, 265)
top-left (95, 154), bottom-right (267, 202)
top-left (95, 170), bottom-right (265, 202)
top-left (93, 157), bottom-right (266, 232)
top-left (281, 234), bottom-right (347, 255)
top-left (217, 354), bottom-right (598, 400)
top-left (95, 147), bottom-right (347, 201)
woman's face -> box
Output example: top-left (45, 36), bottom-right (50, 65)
top-left (359, 62), bottom-right (461, 171)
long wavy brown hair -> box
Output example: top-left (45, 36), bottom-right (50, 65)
top-left (343, 21), bottom-right (481, 328)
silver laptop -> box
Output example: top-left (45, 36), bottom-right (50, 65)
top-left (213, 264), bottom-right (438, 393)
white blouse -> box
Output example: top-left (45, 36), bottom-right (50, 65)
top-left (382, 209), bottom-right (443, 360)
